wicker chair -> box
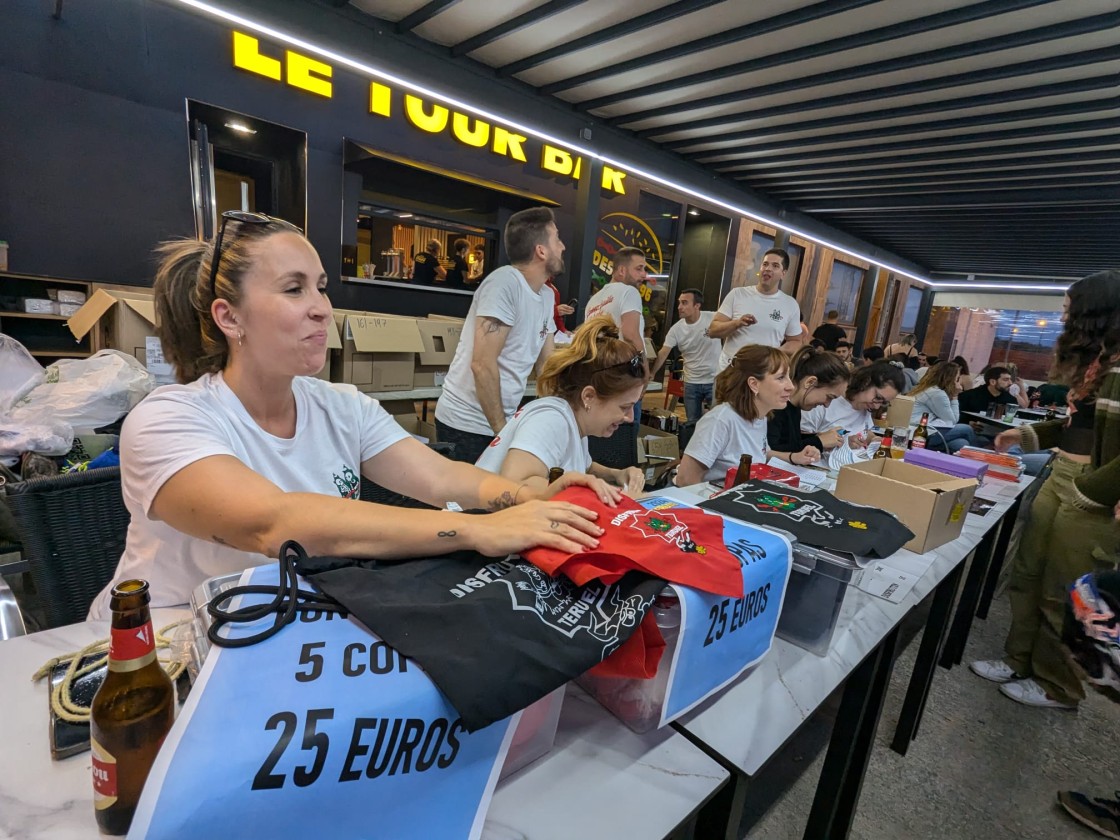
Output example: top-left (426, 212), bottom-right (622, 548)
top-left (587, 421), bottom-right (639, 469)
top-left (358, 441), bottom-right (456, 508)
top-left (5, 467), bottom-right (129, 629)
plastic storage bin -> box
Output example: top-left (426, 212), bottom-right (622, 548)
top-left (498, 685), bottom-right (566, 779)
top-left (775, 544), bottom-right (862, 657)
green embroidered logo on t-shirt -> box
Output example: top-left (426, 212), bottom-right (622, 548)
top-left (332, 465), bottom-right (360, 499)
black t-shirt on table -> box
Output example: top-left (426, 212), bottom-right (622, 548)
top-left (812, 323), bottom-right (847, 351)
top-left (766, 402), bottom-right (824, 454)
top-left (957, 384), bottom-right (1016, 414)
top-left (412, 252), bottom-right (440, 284)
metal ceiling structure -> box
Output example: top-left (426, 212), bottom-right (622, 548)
top-left (338, 0), bottom-right (1120, 285)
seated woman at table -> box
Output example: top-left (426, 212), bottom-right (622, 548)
top-left (907, 361), bottom-right (980, 453)
top-left (675, 345), bottom-right (793, 486)
top-left (766, 346), bottom-right (851, 466)
top-left (971, 268), bottom-right (1120, 711)
top-left (88, 215), bottom-right (615, 618)
top-left (801, 362), bottom-right (906, 445)
top-left (475, 315), bottom-right (647, 497)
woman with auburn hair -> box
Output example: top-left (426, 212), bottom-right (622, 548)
top-left (88, 213), bottom-right (615, 618)
top-left (907, 361), bottom-right (979, 452)
top-left (675, 344), bottom-right (794, 486)
top-left (475, 315), bottom-right (647, 496)
top-left (767, 345), bottom-right (851, 464)
top-left (971, 269), bottom-right (1120, 710)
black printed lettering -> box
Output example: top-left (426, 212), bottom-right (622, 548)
top-left (366, 718), bottom-right (402, 779)
top-left (415, 719), bottom-right (448, 772)
top-left (388, 719), bottom-right (427, 775)
top-left (252, 711), bottom-right (296, 791)
top-left (439, 720), bottom-right (465, 769)
top-left (342, 643), bottom-right (365, 677)
top-left (339, 718), bottom-right (377, 782)
top-left (292, 708), bottom-right (334, 787)
top-left (295, 642), bottom-right (326, 682)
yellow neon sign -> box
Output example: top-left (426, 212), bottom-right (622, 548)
top-left (233, 32), bottom-right (625, 194)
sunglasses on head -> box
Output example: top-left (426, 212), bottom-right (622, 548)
top-left (208, 210), bottom-right (302, 299)
top-left (600, 353), bottom-right (645, 377)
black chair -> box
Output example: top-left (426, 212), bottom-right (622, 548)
top-left (359, 441), bottom-right (456, 508)
top-left (5, 467), bottom-right (129, 629)
top-left (587, 421), bottom-right (639, 469)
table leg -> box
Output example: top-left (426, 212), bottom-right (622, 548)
top-left (890, 560), bottom-right (964, 756)
top-left (691, 768), bottom-right (748, 840)
top-left (939, 527), bottom-right (998, 669)
top-left (803, 626), bottom-right (900, 840)
top-left (976, 497), bottom-right (1022, 621)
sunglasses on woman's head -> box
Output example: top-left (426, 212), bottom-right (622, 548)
top-left (600, 354), bottom-right (645, 377)
top-left (208, 210), bottom-right (302, 299)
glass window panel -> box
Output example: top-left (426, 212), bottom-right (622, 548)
top-left (823, 261), bottom-right (865, 324)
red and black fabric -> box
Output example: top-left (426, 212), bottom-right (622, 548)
top-left (293, 551), bottom-right (664, 732)
top-left (699, 482), bottom-right (914, 558)
top-left (525, 487), bottom-right (744, 598)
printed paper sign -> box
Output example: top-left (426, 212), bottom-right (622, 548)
top-left (129, 564), bottom-right (516, 840)
top-left (638, 497), bottom-right (792, 726)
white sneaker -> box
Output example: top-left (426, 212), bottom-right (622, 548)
top-left (999, 678), bottom-right (1077, 710)
top-left (969, 659), bottom-right (1021, 683)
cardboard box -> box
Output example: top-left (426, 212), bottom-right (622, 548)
top-left (313, 318), bottom-right (343, 380)
top-left (883, 394), bottom-right (915, 430)
top-left (411, 366), bottom-right (448, 388)
top-left (391, 413), bottom-right (438, 444)
top-left (412, 318), bottom-right (463, 386)
top-left (638, 424), bottom-right (680, 486)
top-left (332, 310), bottom-right (424, 393)
top-left (67, 289), bottom-right (158, 364)
top-left (834, 459), bottom-right (977, 554)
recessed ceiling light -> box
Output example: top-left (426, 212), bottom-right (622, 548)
top-left (688, 209), bottom-right (700, 216)
top-left (225, 121), bottom-right (257, 134)
top-left (398, 213), bottom-right (414, 219)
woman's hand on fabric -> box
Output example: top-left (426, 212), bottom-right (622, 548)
top-left (467, 500), bottom-right (603, 556)
top-left (993, 428), bottom-right (1021, 453)
top-left (535, 470), bottom-right (623, 506)
top-left (617, 466), bottom-right (646, 498)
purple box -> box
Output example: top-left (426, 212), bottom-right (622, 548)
top-left (904, 448), bottom-right (988, 482)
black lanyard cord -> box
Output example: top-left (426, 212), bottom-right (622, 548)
top-left (206, 540), bottom-right (346, 649)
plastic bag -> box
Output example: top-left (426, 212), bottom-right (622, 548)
top-left (6, 350), bottom-right (156, 434)
top-left (0, 334), bottom-right (44, 412)
top-left (0, 418), bottom-right (74, 458)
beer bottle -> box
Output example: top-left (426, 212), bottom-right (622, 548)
top-left (909, 412), bottom-right (930, 449)
top-left (90, 580), bottom-right (175, 835)
top-left (547, 466), bottom-right (565, 484)
top-left (1045, 407), bottom-right (1057, 421)
top-left (733, 453), bottom-right (753, 486)
top-left (874, 434), bottom-right (892, 459)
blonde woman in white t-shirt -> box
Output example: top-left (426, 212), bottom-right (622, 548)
top-left (475, 316), bottom-right (647, 497)
top-left (676, 345), bottom-right (794, 486)
top-left (92, 214), bottom-right (619, 614)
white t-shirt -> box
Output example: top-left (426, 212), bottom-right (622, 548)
top-left (715, 285), bottom-right (801, 368)
top-left (585, 282), bottom-right (645, 349)
top-left (436, 266), bottom-right (555, 436)
top-left (663, 312), bottom-right (721, 384)
top-left (474, 396), bottom-right (591, 475)
top-left (678, 403), bottom-right (768, 484)
top-left (87, 374), bottom-right (409, 618)
top-left (800, 397), bottom-right (874, 438)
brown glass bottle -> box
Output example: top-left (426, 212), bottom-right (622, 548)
top-left (90, 580), bottom-right (175, 835)
top-left (547, 466), bottom-right (565, 484)
top-left (874, 434), bottom-right (892, 459)
top-left (909, 413), bottom-right (930, 449)
top-left (733, 453), bottom-right (753, 486)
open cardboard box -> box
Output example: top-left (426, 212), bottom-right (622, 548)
top-left (638, 424), bottom-right (680, 486)
top-left (392, 413), bottom-right (438, 444)
top-left (67, 289), bottom-right (158, 364)
top-left (332, 310), bottom-right (424, 393)
top-left (883, 394), bottom-right (916, 430)
top-left (413, 318), bottom-right (464, 386)
top-left (833, 459), bottom-right (977, 554)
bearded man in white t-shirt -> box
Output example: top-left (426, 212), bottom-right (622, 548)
top-left (435, 207), bottom-right (563, 464)
top-left (708, 248), bottom-right (804, 370)
top-left (584, 246), bottom-right (649, 370)
top-left (650, 288), bottom-right (721, 423)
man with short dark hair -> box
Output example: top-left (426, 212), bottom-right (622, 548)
top-left (812, 310), bottom-right (847, 351)
top-left (708, 248), bottom-right (803, 368)
top-left (435, 207), bottom-right (563, 463)
top-left (835, 340), bottom-right (854, 368)
top-left (584, 246), bottom-right (649, 364)
top-left (650, 289), bottom-right (721, 423)
top-left (958, 366), bottom-right (1017, 414)
top-left (861, 345), bottom-right (885, 366)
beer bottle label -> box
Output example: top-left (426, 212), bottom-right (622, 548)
top-left (108, 621), bottom-right (157, 672)
top-left (91, 735), bottom-right (118, 809)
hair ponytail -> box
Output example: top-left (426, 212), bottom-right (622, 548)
top-left (538, 315), bottom-right (647, 403)
top-left (152, 238), bottom-right (229, 384)
top-left (788, 345), bottom-right (851, 388)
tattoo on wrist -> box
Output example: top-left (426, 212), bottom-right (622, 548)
top-left (487, 490), bottom-right (517, 511)
top-left (437, 530), bottom-right (457, 538)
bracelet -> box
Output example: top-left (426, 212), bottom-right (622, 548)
top-left (514, 483), bottom-right (528, 505)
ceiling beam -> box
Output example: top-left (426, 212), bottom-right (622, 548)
top-left (451, 0), bottom-right (584, 56)
top-left (395, 0), bottom-right (463, 32)
top-left (609, 14), bottom-right (1120, 127)
top-left (498, 0), bottom-right (725, 77)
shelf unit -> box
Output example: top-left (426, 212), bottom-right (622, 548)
top-left (0, 271), bottom-right (92, 362)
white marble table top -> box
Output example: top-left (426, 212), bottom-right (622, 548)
top-left (662, 475), bottom-right (1032, 777)
top-left (0, 614), bottom-right (724, 840)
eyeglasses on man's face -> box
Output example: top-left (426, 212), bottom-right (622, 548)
top-left (208, 210), bottom-right (301, 298)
